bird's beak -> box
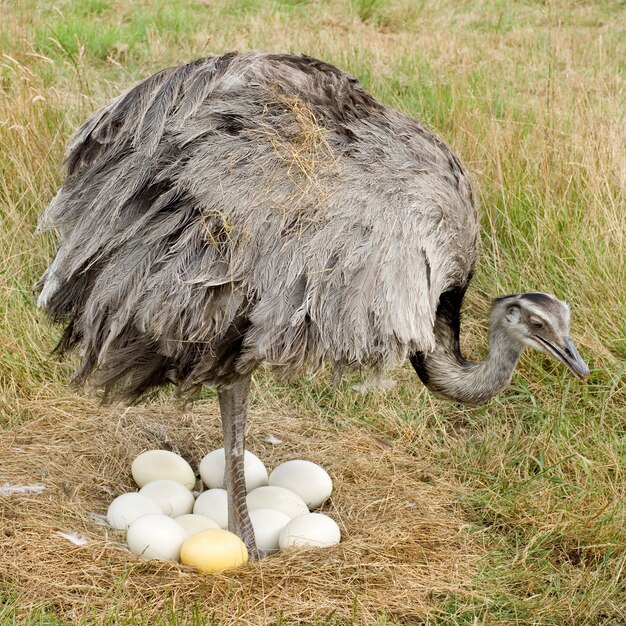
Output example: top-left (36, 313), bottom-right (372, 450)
top-left (561, 336), bottom-right (590, 380)
top-left (535, 335), bottom-right (590, 380)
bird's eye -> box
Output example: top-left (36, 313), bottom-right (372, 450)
top-left (530, 319), bottom-right (544, 330)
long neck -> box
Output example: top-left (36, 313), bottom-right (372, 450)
top-left (410, 292), bottom-right (524, 405)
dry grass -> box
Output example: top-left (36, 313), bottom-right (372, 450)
top-left (1, 0), bottom-right (624, 624)
top-left (1, 400), bottom-right (479, 624)
top-left (257, 93), bottom-right (338, 221)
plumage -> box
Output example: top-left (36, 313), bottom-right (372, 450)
top-left (37, 52), bottom-right (477, 400)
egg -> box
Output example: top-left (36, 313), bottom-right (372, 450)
top-left (278, 513), bottom-right (341, 549)
top-left (180, 529), bottom-right (248, 573)
top-left (269, 460), bottom-right (332, 509)
top-left (106, 492), bottom-right (163, 530)
top-left (175, 514), bottom-right (220, 536)
top-left (199, 448), bottom-right (268, 492)
top-left (246, 486), bottom-right (309, 519)
top-left (139, 479), bottom-right (195, 517)
top-left (249, 508), bottom-right (291, 554)
top-left (131, 450), bottom-right (196, 489)
top-left (193, 488), bottom-right (228, 529)
top-left (126, 513), bottom-right (188, 561)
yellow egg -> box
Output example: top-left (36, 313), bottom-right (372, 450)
top-left (180, 529), bottom-right (248, 573)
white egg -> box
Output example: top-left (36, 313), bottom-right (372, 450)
top-left (269, 460), bottom-right (333, 509)
top-left (139, 479), bottom-right (195, 517)
top-left (246, 486), bottom-right (309, 519)
top-left (106, 492), bottom-right (162, 530)
top-left (126, 513), bottom-right (188, 561)
top-left (131, 450), bottom-right (196, 489)
top-left (199, 448), bottom-right (268, 492)
top-left (249, 508), bottom-right (291, 554)
top-left (278, 513), bottom-right (341, 549)
top-left (193, 488), bottom-right (229, 529)
top-left (175, 514), bottom-right (220, 536)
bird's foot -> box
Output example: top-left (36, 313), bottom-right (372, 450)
top-left (229, 517), bottom-right (266, 561)
top-left (247, 545), bottom-right (269, 561)
top-left (239, 529), bottom-right (267, 561)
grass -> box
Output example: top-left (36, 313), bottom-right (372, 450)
top-left (1, 0), bottom-right (624, 623)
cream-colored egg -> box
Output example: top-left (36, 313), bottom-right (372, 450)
top-left (139, 479), bottom-right (195, 517)
top-left (126, 513), bottom-right (188, 561)
top-left (106, 492), bottom-right (162, 530)
top-left (131, 450), bottom-right (196, 489)
top-left (249, 508), bottom-right (291, 554)
top-left (193, 488), bottom-right (228, 529)
top-left (278, 513), bottom-right (341, 549)
top-left (175, 514), bottom-right (220, 536)
top-left (199, 448), bottom-right (268, 492)
top-left (180, 529), bottom-right (248, 573)
top-left (269, 460), bottom-right (332, 509)
top-left (246, 486), bottom-right (309, 519)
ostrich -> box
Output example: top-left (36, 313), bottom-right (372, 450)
top-left (36, 52), bottom-right (589, 558)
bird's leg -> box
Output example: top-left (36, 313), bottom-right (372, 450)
top-left (217, 375), bottom-right (261, 560)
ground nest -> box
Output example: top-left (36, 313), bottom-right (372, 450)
top-left (1, 398), bottom-right (481, 624)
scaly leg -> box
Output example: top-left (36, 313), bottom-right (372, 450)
top-left (217, 375), bottom-right (261, 560)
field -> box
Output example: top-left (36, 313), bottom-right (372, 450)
top-left (1, 0), bottom-right (624, 624)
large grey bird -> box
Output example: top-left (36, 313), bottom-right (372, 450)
top-left (36, 52), bottom-right (589, 557)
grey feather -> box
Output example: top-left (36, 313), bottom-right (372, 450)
top-left (36, 52), bottom-right (480, 400)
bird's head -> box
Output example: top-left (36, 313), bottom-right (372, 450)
top-left (492, 292), bottom-right (589, 380)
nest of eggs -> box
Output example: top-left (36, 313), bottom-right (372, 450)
top-left (1, 397), bottom-right (481, 624)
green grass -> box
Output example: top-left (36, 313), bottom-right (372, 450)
top-left (1, 0), bottom-right (625, 623)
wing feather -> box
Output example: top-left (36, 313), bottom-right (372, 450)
top-left (36, 53), bottom-right (478, 399)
